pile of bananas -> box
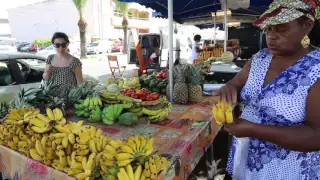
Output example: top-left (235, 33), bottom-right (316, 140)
top-left (74, 97), bottom-right (103, 119)
top-left (5, 107), bottom-right (40, 125)
top-left (100, 136), bottom-right (170, 180)
top-left (212, 101), bottom-right (233, 125)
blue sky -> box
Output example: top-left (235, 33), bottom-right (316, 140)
top-left (0, 0), bottom-right (45, 18)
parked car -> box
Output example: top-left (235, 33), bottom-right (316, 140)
top-left (16, 42), bottom-right (29, 51)
top-left (20, 43), bottom-right (37, 52)
top-left (36, 43), bottom-right (80, 59)
top-left (0, 53), bottom-right (97, 103)
top-left (87, 40), bottom-right (112, 55)
top-left (111, 40), bottom-right (124, 52)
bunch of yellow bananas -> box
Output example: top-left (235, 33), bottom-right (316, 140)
top-left (99, 135), bottom-right (154, 177)
top-left (5, 107), bottom-right (40, 125)
top-left (29, 108), bottom-right (65, 134)
top-left (212, 101), bottom-right (233, 125)
top-left (140, 155), bottom-right (170, 180)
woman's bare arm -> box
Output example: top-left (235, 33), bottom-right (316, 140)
top-left (74, 66), bottom-right (83, 85)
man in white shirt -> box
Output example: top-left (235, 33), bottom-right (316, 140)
top-left (190, 34), bottom-right (203, 64)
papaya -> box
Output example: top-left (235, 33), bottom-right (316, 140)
top-left (118, 112), bottom-right (138, 126)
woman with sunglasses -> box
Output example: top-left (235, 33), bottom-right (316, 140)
top-left (215, 0), bottom-right (320, 179)
top-left (43, 32), bottom-right (83, 98)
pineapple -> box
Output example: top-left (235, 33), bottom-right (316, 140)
top-left (187, 65), bottom-right (203, 103)
top-left (173, 64), bottom-right (189, 104)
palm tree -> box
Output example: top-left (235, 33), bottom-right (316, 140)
top-left (115, 0), bottom-right (129, 54)
top-left (72, 0), bottom-right (88, 58)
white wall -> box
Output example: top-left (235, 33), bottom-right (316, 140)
top-left (8, 0), bottom-right (95, 42)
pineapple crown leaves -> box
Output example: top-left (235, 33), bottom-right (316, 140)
top-left (186, 64), bottom-right (202, 85)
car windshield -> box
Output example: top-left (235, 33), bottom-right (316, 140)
top-left (90, 42), bottom-right (99, 47)
top-left (18, 59), bottom-right (46, 69)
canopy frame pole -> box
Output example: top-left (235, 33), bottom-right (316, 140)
top-left (168, 0), bottom-right (174, 102)
top-left (214, 13), bottom-right (217, 45)
top-left (223, 0), bottom-right (228, 52)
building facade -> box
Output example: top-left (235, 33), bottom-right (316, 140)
top-left (8, 0), bottom-right (153, 42)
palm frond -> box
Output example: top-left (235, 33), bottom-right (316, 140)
top-left (72, 0), bottom-right (89, 16)
top-left (115, 0), bottom-right (129, 17)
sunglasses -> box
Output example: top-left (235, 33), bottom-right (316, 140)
top-left (54, 43), bottom-right (68, 48)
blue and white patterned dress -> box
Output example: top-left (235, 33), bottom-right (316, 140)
top-left (226, 48), bottom-right (320, 180)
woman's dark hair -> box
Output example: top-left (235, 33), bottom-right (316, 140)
top-left (194, 34), bottom-right (201, 41)
top-left (51, 32), bottom-right (70, 44)
top-left (298, 16), bottom-right (320, 47)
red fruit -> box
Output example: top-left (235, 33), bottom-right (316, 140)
top-left (139, 94), bottom-right (146, 101)
top-left (146, 96), bottom-right (153, 101)
top-left (131, 94), bottom-right (139, 99)
top-left (150, 93), bottom-right (160, 100)
top-left (135, 90), bottom-right (144, 96)
top-left (125, 92), bottom-right (133, 97)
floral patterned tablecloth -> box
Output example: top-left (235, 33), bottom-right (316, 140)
top-left (0, 96), bottom-right (220, 180)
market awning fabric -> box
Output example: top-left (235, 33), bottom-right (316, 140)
top-left (118, 0), bottom-right (273, 23)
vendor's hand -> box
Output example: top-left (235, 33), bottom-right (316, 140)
top-left (224, 118), bottom-right (254, 138)
top-left (213, 84), bottom-right (238, 105)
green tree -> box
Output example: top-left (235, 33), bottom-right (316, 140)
top-left (72, 0), bottom-right (88, 58)
top-left (115, 0), bottom-right (129, 54)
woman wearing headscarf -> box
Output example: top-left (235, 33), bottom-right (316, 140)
top-left (217, 0), bottom-right (320, 179)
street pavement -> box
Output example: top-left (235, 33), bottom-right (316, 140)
top-left (81, 53), bottom-right (138, 83)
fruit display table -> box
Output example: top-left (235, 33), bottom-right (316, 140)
top-left (0, 97), bottom-right (219, 180)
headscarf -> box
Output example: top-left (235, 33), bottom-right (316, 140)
top-left (253, 0), bottom-right (320, 28)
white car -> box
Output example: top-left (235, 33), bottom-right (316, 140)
top-left (87, 40), bottom-right (112, 55)
top-left (36, 44), bottom-right (80, 59)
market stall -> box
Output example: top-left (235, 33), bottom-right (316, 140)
top-left (0, 76), bottom-right (221, 180)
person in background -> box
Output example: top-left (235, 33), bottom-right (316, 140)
top-left (191, 34), bottom-right (203, 64)
top-left (150, 38), bottom-right (161, 64)
top-left (43, 32), bottom-right (83, 98)
top-left (216, 0), bottom-right (320, 179)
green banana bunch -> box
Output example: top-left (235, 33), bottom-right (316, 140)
top-left (102, 104), bottom-right (124, 125)
top-left (88, 106), bottom-right (102, 123)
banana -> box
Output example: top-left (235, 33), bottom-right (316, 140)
top-left (36, 114), bottom-right (50, 123)
top-left (139, 135), bottom-right (147, 152)
top-left (148, 108), bottom-right (169, 122)
top-left (126, 164), bottom-right (134, 180)
top-left (30, 148), bottom-right (43, 161)
top-left (127, 139), bottom-right (137, 152)
top-left (142, 108), bottom-right (164, 116)
top-left (144, 137), bottom-right (154, 155)
top-left (59, 118), bottom-right (67, 125)
top-left (31, 126), bottom-right (51, 133)
top-left (99, 158), bottom-right (115, 166)
top-left (75, 155), bottom-right (85, 162)
top-left (67, 168), bottom-right (83, 176)
top-left (110, 139), bottom-right (122, 148)
top-left (119, 168), bottom-right (130, 180)
top-left (53, 108), bottom-right (63, 121)
top-left (82, 156), bottom-right (88, 170)
top-left (76, 149), bottom-right (90, 156)
top-left (102, 153), bottom-right (115, 160)
top-left (140, 174), bottom-right (146, 180)
top-left (225, 104), bottom-right (233, 124)
top-left (149, 159), bottom-right (157, 174)
top-left (104, 144), bottom-right (117, 155)
top-left (117, 159), bottom-right (133, 167)
top-left (95, 138), bottom-right (102, 152)
top-left (88, 126), bottom-right (96, 139)
top-left (46, 108), bottom-right (55, 120)
top-left (217, 107), bottom-right (226, 123)
top-left (62, 135), bottom-right (69, 148)
top-left (42, 157), bottom-right (52, 166)
top-left (89, 139), bottom-right (97, 153)
top-left (23, 111), bottom-right (33, 120)
top-left (35, 140), bottom-right (45, 156)
top-left (40, 135), bottom-right (48, 150)
top-left (54, 125), bottom-right (71, 133)
top-left (71, 160), bottom-right (83, 170)
top-left (30, 118), bottom-right (47, 128)
top-left (117, 145), bottom-right (134, 154)
top-left (115, 153), bottom-right (133, 161)
top-left (75, 171), bottom-right (91, 180)
top-left (66, 143), bottom-right (72, 155)
top-left (47, 147), bottom-right (55, 160)
top-left (74, 144), bottom-right (89, 150)
top-left (143, 168), bottom-right (151, 177)
top-left (134, 165), bottom-right (142, 180)
top-left (132, 136), bottom-right (141, 152)
top-left (53, 133), bottom-right (67, 138)
top-left (76, 137), bottom-right (89, 145)
top-left (68, 133), bottom-right (76, 144)
top-left (86, 153), bottom-right (96, 170)
top-left (12, 135), bottom-right (19, 144)
top-left (95, 129), bottom-right (103, 138)
top-left (59, 155), bottom-right (68, 166)
top-left (55, 138), bottom-right (63, 145)
top-left (18, 141), bottom-right (27, 149)
top-left (52, 162), bottom-right (65, 171)
top-left (118, 171), bottom-right (126, 180)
